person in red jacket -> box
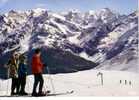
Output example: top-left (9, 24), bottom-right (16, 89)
top-left (31, 48), bottom-right (45, 96)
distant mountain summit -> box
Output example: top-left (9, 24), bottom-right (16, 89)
top-left (0, 8), bottom-right (138, 78)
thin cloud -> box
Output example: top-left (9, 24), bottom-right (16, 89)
top-left (0, 0), bottom-right (9, 7)
top-left (36, 3), bottom-right (46, 8)
top-left (0, 0), bottom-right (9, 4)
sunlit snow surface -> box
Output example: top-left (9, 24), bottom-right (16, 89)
top-left (0, 70), bottom-right (139, 96)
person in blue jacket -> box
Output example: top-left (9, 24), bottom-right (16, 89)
top-left (18, 54), bottom-right (28, 95)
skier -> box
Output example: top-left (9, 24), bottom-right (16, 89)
top-left (31, 48), bottom-right (46, 96)
top-left (18, 54), bottom-right (28, 95)
top-left (7, 52), bottom-right (20, 95)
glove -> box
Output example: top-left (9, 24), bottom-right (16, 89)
top-left (43, 63), bottom-right (47, 67)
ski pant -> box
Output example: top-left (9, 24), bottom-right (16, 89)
top-left (11, 77), bottom-right (19, 94)
top-left (18, 76), bottom-right (26, 93)
top-left (32, 73), bottom-right (44, 93)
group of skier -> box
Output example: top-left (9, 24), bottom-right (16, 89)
top-left (6, 48), bottom-right (47, 96)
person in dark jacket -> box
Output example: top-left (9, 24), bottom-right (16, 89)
top-left (18, 54), bottom-right (28, 95)
top-left (7, 52), bottom-right (20, 95)
top-left (31, 48), bottom-right (45, 96)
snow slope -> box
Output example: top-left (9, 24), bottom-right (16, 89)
top-left (0, 69), bottom-right (139, 96)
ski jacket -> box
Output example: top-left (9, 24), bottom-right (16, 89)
top-left (31, 54), bottom-right (43, 74)
top-left (18, 62), bottom-right (27, 77)
top-left (7, 58), bottom-right (19, 78)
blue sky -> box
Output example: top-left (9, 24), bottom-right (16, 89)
top-left (0, 0), bottom-right (138, 14)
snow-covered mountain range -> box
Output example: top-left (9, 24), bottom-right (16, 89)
top-left (0, 8), bottom-right (138, 78)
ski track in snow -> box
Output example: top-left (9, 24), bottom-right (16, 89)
top-left (0, 69), bottom-right (139, 96)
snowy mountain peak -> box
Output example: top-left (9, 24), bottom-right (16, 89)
top-left (100, 8), bottom-right (112, 13)
top-left (32, 8), bottom-right (46, 14)
top-left (0, 8), bottom-right (138, 73)
top-left (30, 8), bottom-right (47, 17)
top-left (68, 9), bottom-right (80, 13)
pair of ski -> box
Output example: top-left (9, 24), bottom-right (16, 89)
top-left (6, 90), bottom-right (74, 97)
top-left (46, 90), bottom-right (74, 96)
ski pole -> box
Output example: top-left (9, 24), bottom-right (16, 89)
top-left (46, 66), bottom-right (56, 94)
top-left (0, 80), bottom-right (1, 94)
top-left (43, 75), bottom-right (49, 93)
top-left (6, 79), bottom-right (9, 95)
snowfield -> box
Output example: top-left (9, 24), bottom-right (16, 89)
top-left (0, 69), bottom-right (139, 96)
